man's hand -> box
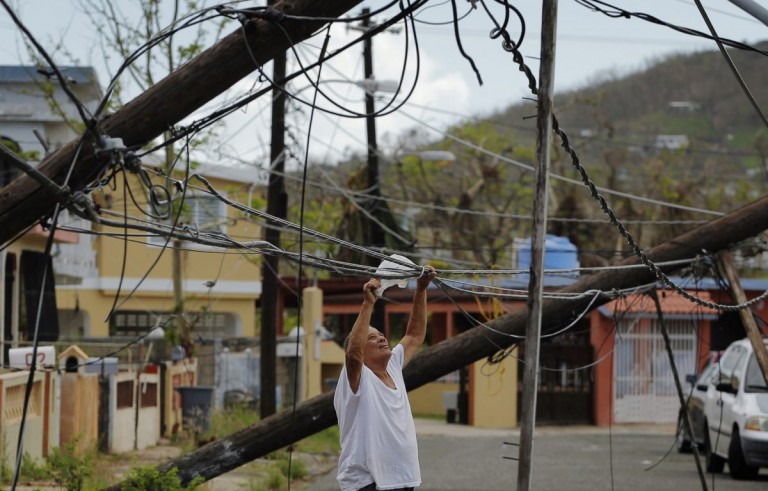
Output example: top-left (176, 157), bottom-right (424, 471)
top-left (416, 265), bottom-right (436, 291)
top-left (363, 278), bottom-right (381, 305)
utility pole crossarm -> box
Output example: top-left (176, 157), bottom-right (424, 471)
top-left (0, 0), bottom-right (366, 245)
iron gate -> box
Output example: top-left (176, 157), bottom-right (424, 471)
top-left (613, 318), bottom-right (697, 423)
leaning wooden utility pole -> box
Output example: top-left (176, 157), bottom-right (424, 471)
top-left (518, 2), bottom-right (557, 489)
top-left (104, 192), bottom-right (768, 489)
top-left (0, 0), bottom-right (369, 246)
top-left (718, 250), bottom-right (768, 382)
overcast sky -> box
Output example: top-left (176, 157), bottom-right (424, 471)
top-left (1, 0), bottom-right (767, 166)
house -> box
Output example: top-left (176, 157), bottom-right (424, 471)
top-left (655, 134), bottom-right (690, 150)
top-left (54, 161), bottom-right (264, 342)
top-left (0, 65), bottom-right (101, 362)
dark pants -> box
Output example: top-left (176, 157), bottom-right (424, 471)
top-left (357, 483), bottom-right (414, 491)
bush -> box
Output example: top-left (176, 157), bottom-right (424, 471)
top-left (47, 439), bottom-right (92, 491)
top-left (276, 458), bottom-right (306, 479)
top-left (21, 452), bottom-right (52, 481)
top-left (122, 465), bottom-right (203, 491)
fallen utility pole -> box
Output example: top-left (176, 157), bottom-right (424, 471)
top-left (103, 194), bottom-right (768, 489)
top-left (718, 250), bottom-right (768, 383)
top-left (0, 0), bottom-right (369, 245)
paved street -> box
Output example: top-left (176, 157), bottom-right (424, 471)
top-left (307, 419), bottom-right (768, 491)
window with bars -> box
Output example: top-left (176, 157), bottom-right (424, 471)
top-left (149, 192), bottom-right (228, 245)
top-left (110, 310), bottom-right (238, 338)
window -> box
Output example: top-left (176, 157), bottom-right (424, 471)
top-left (718, 345), bottom-right (745, 383)
top-left (745, 355), bottom-right (768, 392)
top-left (149, 192), bottom-right (228, 245)
top-left (0, 136), bottom-right (22, 187)
top-left (110, 310), bottom-right (238, 338)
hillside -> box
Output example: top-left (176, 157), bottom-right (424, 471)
top-left (498, 41), bottom-right (768, 166)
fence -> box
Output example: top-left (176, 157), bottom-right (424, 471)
top-left (0, 369), bottom-right (59, 469)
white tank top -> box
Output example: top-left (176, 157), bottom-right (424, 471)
top-left (334, 344), bottom-right (421, 491)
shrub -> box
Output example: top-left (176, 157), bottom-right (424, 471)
top-left (122, 465), bottom-right (203, 491)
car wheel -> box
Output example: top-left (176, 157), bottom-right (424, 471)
top-left (704, 425), bottom-right (725, 473)
top-left (728, 427), bottom-right (759, 480)
top-left (675, 416), bottom-right (693, 453)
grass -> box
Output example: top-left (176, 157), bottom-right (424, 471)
top-left (0, 406), bottom-right (340, 490)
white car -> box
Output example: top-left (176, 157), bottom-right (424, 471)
top-left (700, 337), bottom-right (768, 479)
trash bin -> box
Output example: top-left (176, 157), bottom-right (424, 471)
top-left (176, 386), bottom-right (214, 433)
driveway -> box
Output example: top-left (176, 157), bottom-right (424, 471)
top-left (307, 419), bottom-right (768, 491)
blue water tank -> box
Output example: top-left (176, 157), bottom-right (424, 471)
top-left (517, 235), bottom-right (579, 274)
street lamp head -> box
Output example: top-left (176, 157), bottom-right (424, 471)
top-left (355, 78), bottom-right (399, 95)
top-left (397, 149), bottom-right (457, 164)
top-left (416, 150), bottom-right (456, 162)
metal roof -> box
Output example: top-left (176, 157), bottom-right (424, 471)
top-left (0, 65), bottom-right (98, 85)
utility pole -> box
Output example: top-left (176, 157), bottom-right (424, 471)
top-left (361, 7), bottom-right (386, 331)
top-left (518, 2), bottom-right (557, 490)
top-left (260, 0), bottom-right (287, 419)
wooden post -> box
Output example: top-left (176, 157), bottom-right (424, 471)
top-left (518, 2), bottom-right (557, 489)
top-left (718, 251), bottom-right (768, 382)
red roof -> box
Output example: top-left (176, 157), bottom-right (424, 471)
top-left (599, 290), bottom-right (722, 318)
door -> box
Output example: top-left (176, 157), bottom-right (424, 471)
top-left (614, 318), bottom-right (697, 423)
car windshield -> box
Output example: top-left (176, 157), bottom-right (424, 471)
top-left (744, 354), bottom-right (768, 392)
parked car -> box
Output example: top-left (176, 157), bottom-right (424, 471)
top-left (676, 360), bottom-right (719, 453)
top-left (693, 338), bottom-right (768, 479)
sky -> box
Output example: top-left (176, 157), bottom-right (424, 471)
top-left (0, 0), bottom-right (767, 168)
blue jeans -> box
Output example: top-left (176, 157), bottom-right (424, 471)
top-left (357, 484), bottom-right (414, 491)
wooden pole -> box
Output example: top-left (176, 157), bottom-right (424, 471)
top-left (718, 251), bottom-right (768, 383)
top-left (260, 0), bottom-right (288, 419)
top-left (518, 1), bottom-right (557, 489)
top-left (103, 191), bottom-right (768, 489)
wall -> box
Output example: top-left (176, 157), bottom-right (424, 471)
top-left (469, 352), bottom-right (518, 428)
top-left (409, 381), bottom-right (459, 416)
top-left (0, 370), bottom-right (58, 465)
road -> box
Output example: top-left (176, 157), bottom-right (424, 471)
top-left (307, 419), bottom-right (768, 491)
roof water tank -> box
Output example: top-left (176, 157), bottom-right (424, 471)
top-left (517, 235), bottom-right (579, 275)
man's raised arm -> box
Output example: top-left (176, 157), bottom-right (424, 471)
top-left (344, 278), bottom-right (380, 393)
top-left (400, 266), bottom-right (436, 366)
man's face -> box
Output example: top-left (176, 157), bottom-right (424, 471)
top-left (364, 326), bottom-right (391, 363)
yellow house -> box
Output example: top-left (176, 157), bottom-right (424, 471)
top-left (55, 162), bottom-right (264, 341)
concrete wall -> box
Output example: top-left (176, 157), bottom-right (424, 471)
top-left (469, 353), bottom-right (518, 428)
top-left (0, 370), bottom-right (58, 465)
top-left (410, 382), bottom-right (460, 416)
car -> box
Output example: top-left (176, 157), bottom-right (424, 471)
top-left (676, 359), bottom-right (719, 453)
top-left (696, 337), bottom-right (768, 479)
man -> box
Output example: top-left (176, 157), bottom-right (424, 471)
top-left (334, 266), bottom-right (437, 491)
